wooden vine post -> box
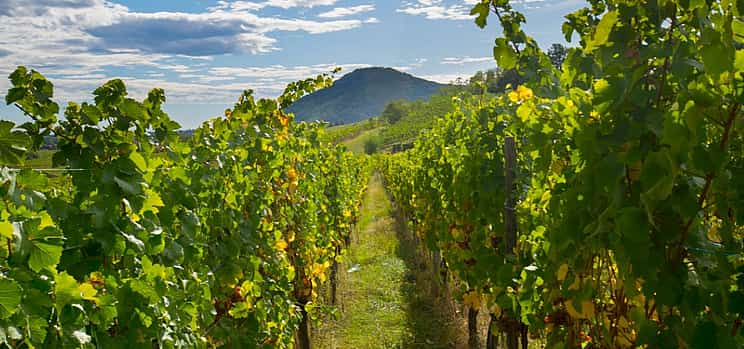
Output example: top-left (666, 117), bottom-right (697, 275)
top-left (495, 136), bottom-right (521, 349)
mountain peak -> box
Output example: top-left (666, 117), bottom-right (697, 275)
top-left (287, 67), bottom-right (443, 124)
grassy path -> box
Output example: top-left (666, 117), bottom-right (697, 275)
top-left (312, 173), bottom-right (464, 348)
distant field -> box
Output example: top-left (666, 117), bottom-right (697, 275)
top-left (22, 149), bottom-right (55, 169)
top-left (324, 117), bottom-right (381, 144)
top-left (19, 149), bottom-right (69, 187)
top-left (342, 128), bottom-right (383, 154)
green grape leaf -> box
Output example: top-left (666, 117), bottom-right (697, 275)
top-left (586, 10), bottom-right (619, 52)
top-left (5, 87), bottom-right (26, 105)
top-left (735, 49), bottom-right (743, 72)
top-left (0, 280), bottom-right (22, 319)
top-left (114, 176), bottom-right (142, 195)
top-left (26, 315), bottom-right (48, 346)
top-left (120, 99), bottom-right (146, 122)
top-left (470, 2), bottom-right (490, 29)
top-left (54, 272), bottom-right (81, 311)
top-left (129, 152), bottom-right (147, 172)
top-left (733, 18), bottom-right (743, 44)
top-left (81, 103), bottom-right (102, 124)
top-left (28, 227), bottom-right (64, 273)
top-left (0, 121), bottom-right (30, 166)
top-left (141, 255), bottom-right (168, 281)
top-left (640, 151), bottom-right (677, 224)
top-left (700, 29), bottom-right (733, 76)
top-left (493, 38), bottom-right (517, 70)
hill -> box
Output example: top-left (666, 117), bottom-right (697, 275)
top-left (287, 67), bottom-right (445, 124)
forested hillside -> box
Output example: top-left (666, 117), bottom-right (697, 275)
top-left (286, 67), bottom-right (445, 124)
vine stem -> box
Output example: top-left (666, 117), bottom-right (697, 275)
top-left (491, 5), bottom-right (522, 55)
top-left (202, 311), bottom-right (224, 335)
top-left (655, 13), bottom-right (677, 108)
top-left (678, 103), bottom-right (741, 257)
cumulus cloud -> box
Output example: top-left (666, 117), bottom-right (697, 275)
top-left (84, 4), bottom-right (365, 55)
top-left (0, 0), bottom-right (378, 105)
top-left (396, 0), bottom-right (476, 21)
top-left (397, 0), bottom-right (547, 20)
top-left (0, 0), bottom-right (369, 69)
top-left (208, 63), bottom-right (371, 81)
top-left (209, 0), bottom-right (339, 12)
top-left (318, 5), bottom-right (375, 18)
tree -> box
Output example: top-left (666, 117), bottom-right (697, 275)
top-left (364, 138), bottom-right (379, 154)
top-left (547, 43), bottom-right (568, 68)
top-left (381, 100), bottom-right (408, 124)
top-left (467, 68), bottom-right (524, 94)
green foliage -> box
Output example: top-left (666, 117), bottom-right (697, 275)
top-left (379, 93), bottom-right (458, 148)
top-left (363, 137), bottom-right (380, 155)
top-left (323, 117), bottom-right (382, 144)
top-left (466, 68), bottom-right (524, 95)
top-left (381, 100), bottom-right (408, 124)
top-left (383, 1), bottom-right (744, 348)
top-left (546, 43), bottom-right (568, 69)
top-left (0, 68), bottom-right (367, 348)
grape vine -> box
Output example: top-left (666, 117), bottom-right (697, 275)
top-left (0, 68), bottom-right (366, 348)
top-left (383, 0), bottom-right (744, 348)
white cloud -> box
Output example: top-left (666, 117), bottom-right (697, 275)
top-left (264, 0), bottom-right (338, 8)
top-left (441, 56), bottom-right (493, 64)
top-left (419, 73), bottom-right (470, 84)
top-left (209, 63), bottom-right (371, 81)
top-left (87, 6), bottom-right (365, 55)
top-left (396, 0), bottom-right (475, 21)
top-left (210, 0), bottom-right (339, 12)
top-left (0, 1), bottom-right (377, 106)
top-left (398, 0), bottom-right (547, 20)
top-left (0, 0), bottom-right (371, 78)
top-left (318, 5), bottom-right (375, 18)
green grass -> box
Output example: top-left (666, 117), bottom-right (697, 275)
top-left (341, 128), bottom-right (384, 154)
top-left (323, 118), bottom-right (382, 144)
top-left (19, 150), bottom-right (70, 188)
top-left (22, 149), bottom-right (55, 169)
top-left (312, 173), bottom-right (464, 348)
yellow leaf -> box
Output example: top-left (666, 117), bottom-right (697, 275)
top-left (557, 264), bottom-right (569, 282)
top-left (517, 85), bottom-right (534, 100)
top-left (287, 168), bottom-right (297, 182)
top-left (275, 239), bottom-right (288, 251)
top-left (78, 283), bottom-right (99, 305)
top-left (39, 212), bottom-right (55, 229)
top-left (0, 220), bottom-right (13, 240)
top-left (142, 189), bottom-right (164, 214)
top-left (241, 280), bottom-right (254, 294)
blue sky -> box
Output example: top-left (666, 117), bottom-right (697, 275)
top-left (0, 0), bottom-right (584, 129)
